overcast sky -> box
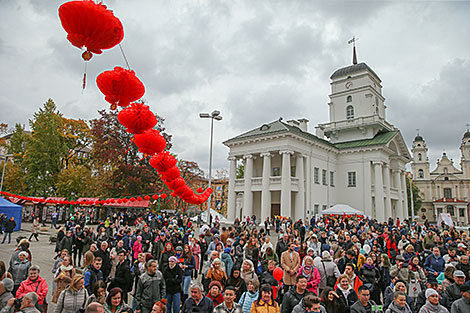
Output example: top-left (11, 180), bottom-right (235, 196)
top-left (1, 0), bottom-right (469, 175)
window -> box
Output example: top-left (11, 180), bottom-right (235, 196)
top-left (291, 166), bottom-right (296, 177)
top-left (437, 208), bottom-right (443, 215)
top-left (460, 208), bottom-right (465, 218)
top-left (322, 205), bottom-right (327, 211)
top-left (418, 153), bottom-right (422, 161)
top-left (347, 95), bottom-right (352, 103)
top-left (272, 167), bottom-right (280, 176)
top-left (444, 177), bottom-right (449, 181)
top-left (330, 171), bottom-right (335, 186)
top-left (447, 205), bottom-right (454, 216)
top-left (314, 167), bottom-right (319, 184)
top-left (418, 169), bottom-right (424, 178)
top-left (348, 172), bottom-right (356, 187)
top-left (314, 204), bottom-right (319, 214)
top-left (444, 188), bottom-right (452, 199)
top-left (346, 105), bottom-right (354, 120)
top-left (322, 169), bottom-right (327, 185)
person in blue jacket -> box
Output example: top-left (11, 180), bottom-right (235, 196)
top-left (424, 246), bottom-right (445, 278)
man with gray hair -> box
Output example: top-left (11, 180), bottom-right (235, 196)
top-left (135, 259), bottom-right (166, 313)
top-left (182, 281), bottom-right (214, 313)
top-left (85, 302), bottom-right (105, 313)
top-left (9, 251), bottom-right (30, 295)
top-left (1, 292), bottom-right (39, 313)
top-left (0, 278), bottom-right (14, 308)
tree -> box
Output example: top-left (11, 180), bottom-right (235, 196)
top-left (56, 163), bottom-right (96, 198)
top-left (61, 117), bottom-right (92, 168)
top-left (8, 124), bottom-right (29, 165)
top-left (236, 164), bottom-right (244, 179)
top-left (23, 99), bottom-right (67, 196)
top-left (406, 175), bottom-right (422, 217)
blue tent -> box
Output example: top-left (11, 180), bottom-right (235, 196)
top-left (0, 196), bottom-right (23, 231)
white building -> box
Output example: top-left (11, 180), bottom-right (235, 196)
top-left (411, 131), bottom-right (470, 225)
top-left (223, 55), bottom-right (411, 223)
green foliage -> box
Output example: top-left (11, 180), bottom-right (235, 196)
top-left (236, 164), bottom-right (244, 179)
top-left (406, 175), bottom-right (422, 217)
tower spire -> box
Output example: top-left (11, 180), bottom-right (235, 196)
top-left (348, 36), bottom-right (359, 65)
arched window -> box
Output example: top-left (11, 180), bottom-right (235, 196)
top-left (346, 95), bottom-right (352, 103)
top-left (418, 153), bottom-right (422, 161)
top-left (418, 169), bottom-right (424, 178)
top-left (346, 105), bottom-right (354, 120)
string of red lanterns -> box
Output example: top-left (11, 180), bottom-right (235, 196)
top-left (0, 191), bottom-right (168, 206)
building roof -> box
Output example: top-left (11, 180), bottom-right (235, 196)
top-left (463, 131), bottom-right (470, 139)
top-left (224, 120), bottom-right (398, 150)
top-left (434, 198), bottom-right (467, 203)
top-left (414, 135), bottom-right (424, 142)
top-left (330, 62), bottom-right (381, 82)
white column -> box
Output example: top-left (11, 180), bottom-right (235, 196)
top-left (394, 169), bottom-right (404, 221)
top-left (280, 150), bottom-right (292, 218)
top-left (260, 152), bottom-right (271, 224)
top-left (227, 156), bottom-right (237, 222)
top-left (384, 163), bottom-right (392, 220)
top-left (374, 162), bottom-right (385, 222)
top-left (295, 155), bottom-right (305, 221)
top-left (306, 155), bottom-right (312, 219)
top-left (401, 170), bottom-right (409, 219)
top-left (364, 161), bottom-right (373, 217)
top-left (464, 208), bottom-right (469, 225)
top-left (242, 155), bottom-right (253, 220)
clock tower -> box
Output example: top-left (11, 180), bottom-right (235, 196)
top-left (318, 48), bottom-right (393, 143)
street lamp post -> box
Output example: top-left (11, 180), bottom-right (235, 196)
top-left (199, 110), bottom-right (222, 224)
top-left (0, 154), bottom-right (13, 192)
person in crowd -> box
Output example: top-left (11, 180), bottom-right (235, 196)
top-left (207, 257), bottom-right (227, 285)
top-left (281, 242), bottom-right (301, 293)
top-left (214, 286), bottom-right (243, 313)
top-left (262, 247), bottom-right (279, 272)
top-left (293, 294), bottom-right (326, 313)
top-left (415, 276), bottom-right (451, 311)
top-left (58, 230), bottom-right (74, 255)
top-left (276, 234), bottom-right (290, 260)
top-left (181, 281), bottom-right (214, 313)
top-left (94, 241), bottom-right (111, 280)
top-left (298, 255), bottom-right (320, 295)
top-left (108, 250), bottom-right (131, 303)
top-left (162, 256), bottom-right (182, 313)
top-left (383, 281), bottom-right (414, 312)
top-left (1, 217), bottom-right (16, 245)
top-left (9, 251), bottom-right (31, 295)
top-left (238, 280), bottom-right (260, 313)
top-left (358, 256), bottom-right (381, 304)
top-left (1, 291), bottom-right (40, 313)
top-left (418, 288), bottom-right (450, 313)
top-left (135, 259), bottom-right (165, 313)
top-left (227, 266), bottom-right (247, 302)
top-left (451, 285), bottom-right (470, 313)
top-left (16, 265), bottom-right (48, 311)
top-left (385, 291), bottom-right (413, 313)
top-left (319, 287), bottom-right (342, 313)
top-left (445, 270), bottom-right (466, 306)
top-left (0, 261), bottom-right (12, 281)
top-left (350, 285), bottom-right (377, 313)
top-left (54, 274), bottom-right (88, 313)
top-left (335, 273), bottom-right (358, 313)
top-left (282, 275), bottom-right (308, 313)
top-left (0, 278), bottom-right (14, 309)
top-left (250, 284), bottom-right (280, 313)
top-left (52, 255), bottom-right (75, 303)
top-left (390, 255), bottom-right (411, 283)
top-left (424, 246), bottom-right (446, 278)
top-left (240, 259), bottom-right (259, 287)
top-left (85, 280), bottom-right (107, 307)
top-left (159, 242), bottom-right (175, 271)
top-left (28, 217), bottom-right (40, 242)
top-left (207, 280), bottom-right (225, 307)
top-left (84, 257), bottom-right (104, 295)
top-left (316, 251), bottom-right (340, 295)
top-left (181, 244), bottom-right (196, 302)
top-left (104, 287), bottom-right (133, 313)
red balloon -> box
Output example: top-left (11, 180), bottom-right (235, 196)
top-left (96, 67), bottom-right (145, 109)
top-left (149, 152), bottom-right (177, 172)
top-left (273, 267), bottom-right (284, 281)
top-left (58, 1), bottom-right (124, 60)
top-left (118, 102), bottom-right (157, 134)
top-left (134, 129), bottom-right (167, 155)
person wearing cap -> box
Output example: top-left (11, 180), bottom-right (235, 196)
top-left (415, 277), bottom-right (451, 312)
top-left (445, 270), bottom-right (467, 306)
top-left (410, 235), bottom-right (423, 256)
top-left (450, 284), bottom-right (470, 313)
top-left (443, 247), bottom-right (460, 267)
top-left (390, 255), bottom-right (412, 284)
top-left (0, 278), bottom-right (14, 308)
top-left (9, 251), bottom-right (31, 295)
top-left (418, 288), bottom-right (449, 313)
top-left (316, 250), bottom-right (340, 295)
top-left (207, 280), bottom-right (225, 307)
top-left (455, 255), bottom-right (470, 282)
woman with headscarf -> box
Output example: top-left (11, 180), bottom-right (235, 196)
top-left (206, 258), bottom-right (227, 285)
top-left (418, 288), bottom-right (449, 313)
top-left (298, 255), bottom-right (321, 295)
top-left (52, 255), bottom-right (75, 303)
top-left (226, 266), bottom-right (247, 302)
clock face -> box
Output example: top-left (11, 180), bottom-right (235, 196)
top-left (345, 82), bottom-right (352, 89)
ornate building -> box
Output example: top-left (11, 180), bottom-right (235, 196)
top-left (224, 52), bottom-right (411, 223)
top-left (411, 130), bottom-right (470, 225)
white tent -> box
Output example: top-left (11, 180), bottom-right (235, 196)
top-left (191, 209), bottom-right (228, 223)
top-left (322, 204), bottom-right (364, 216)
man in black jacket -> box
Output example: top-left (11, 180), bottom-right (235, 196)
top-left (276, 234), bottom-right (289, 260)
top-left (445, 270), bottom-right (466, 306)
top-left (109, 250), bottom-right (131, 303)
top-left (1, 217), bottom-right (16, 244)
top-left (282, 275), bottom-right (308, 313)
top-left (94, 241), bottom-right (111, 280)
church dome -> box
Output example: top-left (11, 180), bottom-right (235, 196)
top-left (330, 62), bottom-right (381, 82)
top-left (414, 134), bottom-right (424, 141)
top-left (463, 131), bottom-right (470, 139)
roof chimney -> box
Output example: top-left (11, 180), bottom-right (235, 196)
top-left (298, 118), bottom-right (309, 132)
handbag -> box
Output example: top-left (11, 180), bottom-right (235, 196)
top-left (321, 261), bottom-right (336, 287)
top-left (34, 280), bottom-right (48, 313)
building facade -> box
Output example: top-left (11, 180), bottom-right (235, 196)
top-left (411, 131), bottom-right (470, 225)
top-left (224, 58), bottom-right (411, 223)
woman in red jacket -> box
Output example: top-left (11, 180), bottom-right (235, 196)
top-left (16, 264), bottom-right (48, 310)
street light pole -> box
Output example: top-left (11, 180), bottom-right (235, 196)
top-left (200, 110), bottom-right (222, 224)
top-left (0, 154), bottom-right (13, 192)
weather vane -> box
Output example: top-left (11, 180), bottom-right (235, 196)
top-left (348, 36), bottom-right (359, 65)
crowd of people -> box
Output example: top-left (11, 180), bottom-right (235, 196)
top-left (0, 212), bottom-right (470, 313)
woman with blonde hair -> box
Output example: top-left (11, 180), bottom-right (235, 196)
top-left (82, 249), bottom-right (95, 270)
top-left (53, 274), bottom-right (88, 313)
top-left (206, 258), bottom-right (227, 284)
top-left (52, 255), bottom-right (76, 303)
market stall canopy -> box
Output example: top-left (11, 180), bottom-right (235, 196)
top-left (0, 196), bottom-right (23, 231)
top-left (191, 209), bottom-right (228, 223)
top-left (322, 204), bottom-right (364, 216)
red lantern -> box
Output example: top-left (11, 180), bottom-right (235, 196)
top-left (134, 129), bottom-right (167, 155)
top-left (161, 166), bottom-right (180, 182)
top-left (129, 197), bottom-right (136, 202)
top-left (137, 196), bottom-right (143, 201)
top-left (160, 194), bottom-right (167, 200)
top-left (144, 195), bottom-right (150, 201)
top-left (149, 152), bottom-right (177, 172)
top-left (196, 187), bottom-right (204, 193)
top-left (58, 1), bottom-right (124, 61)
top-left (96, 67), bottom-right (145, 109)
top-left (152, 194), bottom-right (159, 200)
top-left (117, 102), bottom-right (157, 134)
top-left (273, 267), bottom-right (284, 281)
